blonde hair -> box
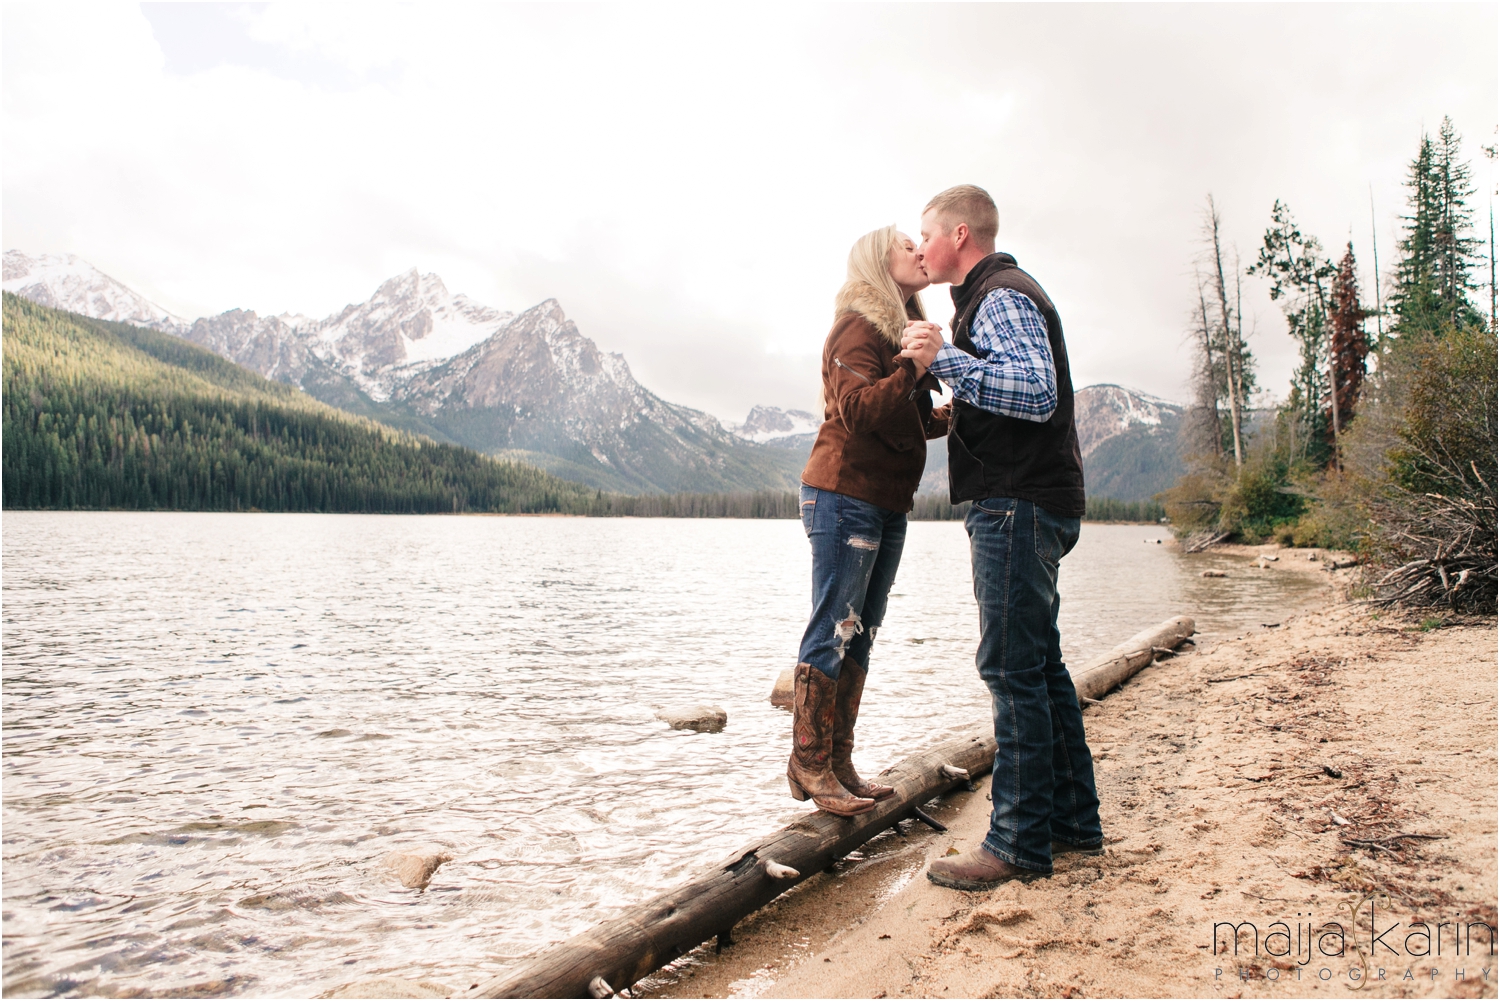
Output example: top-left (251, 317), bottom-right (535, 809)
top-left (924, 184), bottom-right (998, 251)
top-left (832, 225), bottom-right (926, 348)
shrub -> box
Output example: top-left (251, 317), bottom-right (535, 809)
top-left (1343, 324), bottom-right (1496, 611)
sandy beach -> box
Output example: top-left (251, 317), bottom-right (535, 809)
top-left (634, 553), bottom-right (1498, 999)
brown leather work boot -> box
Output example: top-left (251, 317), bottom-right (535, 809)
top-left (926, 846), bottom-right (1049, 890)
top-left (831, 657), bottom-right (894, 800)
top-left (787, 663), bottom-right (875, 817)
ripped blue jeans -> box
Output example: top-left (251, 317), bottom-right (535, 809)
top-left (796, 485), bottom-right (908, 680)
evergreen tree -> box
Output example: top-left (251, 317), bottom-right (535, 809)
top-left (1391, 117), bottom-right (1484, 335)
top-left (1, 294), bottom-right (603, 514)
top-left (1328, 243), bottom-right (1369, 438)
top-left (1248, 200), bottom-right (1336, 466)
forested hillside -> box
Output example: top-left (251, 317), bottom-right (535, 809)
top-left (1, 294), bottom-right (597, 513)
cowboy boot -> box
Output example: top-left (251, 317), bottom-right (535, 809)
top-left (786, 663), bottom-right (875, 817)
top-left (831, 657), bottom-right (894, 800)
top-left (926, 846), bottom-right (1050, 891)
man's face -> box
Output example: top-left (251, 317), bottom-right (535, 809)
top-left (918, 209), bottom-right (960, 285)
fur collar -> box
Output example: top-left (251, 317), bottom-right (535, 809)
top-left (835, 283), bottom-right (910, 348)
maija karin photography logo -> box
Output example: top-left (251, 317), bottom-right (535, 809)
top-left (1210, 893), bottom-right (1495, 988)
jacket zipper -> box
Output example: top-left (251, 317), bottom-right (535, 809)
top-left (834, 356), bottom-right (932, 437)
top-left (833, 357), bottom-right (873, 386)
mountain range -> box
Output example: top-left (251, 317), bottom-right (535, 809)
top-left (3, 251), bottom-right (1184, 501)
top-left (752, 385), bottom-right (1184, 503)
top-left (4, 252), bottom-right (802, 494)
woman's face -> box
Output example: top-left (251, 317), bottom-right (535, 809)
top-left (888, 232), bottom-right (929, 296)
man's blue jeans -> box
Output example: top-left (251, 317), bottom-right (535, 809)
top-left (965, 496), bottom-right (1101, 873)
top-left (797, 485), bottom-right (907, 679)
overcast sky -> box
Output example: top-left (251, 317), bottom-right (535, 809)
top-left (4, 3), bottom-right (1495, 423)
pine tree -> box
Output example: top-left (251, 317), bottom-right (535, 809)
top-left (1391, 117), bottom-right (1484, 335)
top-left (1249, 200), bottom-right (1336, 466)
top-left (1328, 244), bottom-right (1369, 436)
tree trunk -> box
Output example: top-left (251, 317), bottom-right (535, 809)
top-left (471, 616), bottom-right (1197, 999)
top-left (1207, 198), bottom-right (1244, 467)
top-left (1195, 281), bottom-right (1222, 457)
top-left (465, 733), bottom-right (997, 999)
top-left (1068, 615), bottom-right (1196, 698)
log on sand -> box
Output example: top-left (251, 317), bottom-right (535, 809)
top-left (470, 615), bottom-right (1195, 999)
top-left (768, 616), bottom-right (1194, 708)
top-left (467, 734), bottom-right (994, 999)
top-left (1070, 615), bottom-right (1195, 702)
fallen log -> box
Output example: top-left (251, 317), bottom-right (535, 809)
top-left (1069, 615), bottom-right (1195, 701)
top-left (467, 732), bottom-right (994, 998)
top-left (470, 615), bottom-right (1195, 999)
top-left (1183, 530), bottom-right (1230, 553)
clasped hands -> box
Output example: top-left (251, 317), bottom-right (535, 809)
top-left (900, 320), bottom-right (944, 378)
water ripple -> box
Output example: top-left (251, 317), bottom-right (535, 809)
top-left (2, 513), bottom-right (1325, 997)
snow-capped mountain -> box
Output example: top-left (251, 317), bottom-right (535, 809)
top-left (313, 269), bottom-right (515, 400)
top-left (1073, 384), bottom-right (1182, 457)
top-left (729, 405), bottom-right (822, 445)
top-left (3, 251), bottom-right (185, 331)
top-left (724, 385), bottom-right (1187, 501)
top-left (175, 269), bottom-right (516, 403)
top-left (3, 250), bottom-right (801, 494)
top-left (1072, 384), bottom-right (1184, 502)
top-left (912, 384), bottom-right (1185, 499)
top-left (4, 249), bottom-right (1189, 501)
top-left (391, 298), bottom-right (794, 493)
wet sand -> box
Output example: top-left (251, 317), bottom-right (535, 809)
top-left (635, 557), bottom-right (1498, 999)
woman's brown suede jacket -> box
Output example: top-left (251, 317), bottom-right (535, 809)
top-left (800, 310), bottom-right (950, 513)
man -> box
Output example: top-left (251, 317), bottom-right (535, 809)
top-left (900, 184), bottom-right (1102, 889)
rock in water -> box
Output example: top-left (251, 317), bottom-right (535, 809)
top-left (656, 705), bottom-right (728, 733)
top-left (382, 845), bottom-right (454, 889)
top-left (769, 668), bottom-right (794, 709)
top-left (329, 977), bottom-right (453, 998)
top-left (1200, 570), bottom-right (1227, 578)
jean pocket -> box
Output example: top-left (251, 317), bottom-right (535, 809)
top-left (973, 497), bottom-right (1014, 518)
top-left (1033, 506), bottom-right (1076, 565)
top-left (800, 489), bottom-right (817, 536)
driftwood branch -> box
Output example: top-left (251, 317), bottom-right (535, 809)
top-left (468, 615), bottom-right (1196, 999)
top-left (1183, 530), bottom-right (1229, 553)
top-left (909, 805), bottom-right (948, 833)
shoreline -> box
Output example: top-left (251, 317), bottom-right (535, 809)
top-left (1, 508), bottom-right (1167, 524)
top-left (624, 571), bottom-right (1497, 999)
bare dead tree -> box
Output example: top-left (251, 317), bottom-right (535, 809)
top-left (1205, 196), bottom-right (1246, 466)
top-left (1184, 269), bottom-right (1223, 460)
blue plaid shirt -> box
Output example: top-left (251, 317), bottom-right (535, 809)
top-left (928, 289), bottom-right (1057, 422)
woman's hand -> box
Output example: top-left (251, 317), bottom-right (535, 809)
top-left (900, 320), bottom-right (944, 378)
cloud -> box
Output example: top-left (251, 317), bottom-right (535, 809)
top-left (3, 3), bottom-right (1495, 422)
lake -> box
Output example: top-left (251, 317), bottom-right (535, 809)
top-left (1, 513), bottom-right (1329, 997)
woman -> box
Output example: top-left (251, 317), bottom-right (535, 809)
top-left (787, 226), bottom-right (949, 817)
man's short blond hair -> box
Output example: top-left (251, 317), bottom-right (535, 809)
top-left (924, 184), bottom-right (998, 250)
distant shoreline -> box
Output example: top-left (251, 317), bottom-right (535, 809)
top-left (3, 507), bottom-right (1168, 525)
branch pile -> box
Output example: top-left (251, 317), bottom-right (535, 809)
top-left (1367, 477), bottom-right (1497, 611)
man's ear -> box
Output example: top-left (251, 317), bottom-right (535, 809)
top-left (952, 222), bottom-right (970, 251)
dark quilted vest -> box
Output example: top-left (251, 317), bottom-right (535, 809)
top-left (947, 253), bottom-right (1086, 517)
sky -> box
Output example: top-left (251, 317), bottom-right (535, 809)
top-left (3, 3), bottom-right (1496, 424)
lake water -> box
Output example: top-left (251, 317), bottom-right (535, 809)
top-left (1, 513), bottom-right (1330, 998)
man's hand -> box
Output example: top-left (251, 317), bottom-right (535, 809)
top-left (900, 320), bottom-right (944, 378)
